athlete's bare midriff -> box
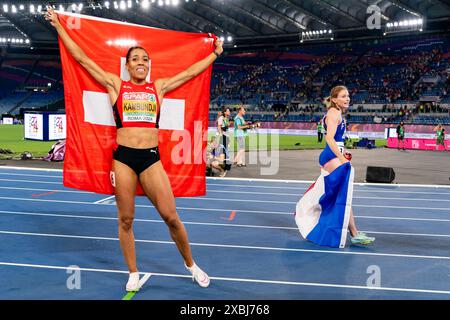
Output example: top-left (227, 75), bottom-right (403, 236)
top-left (116, 127), bottom-right (159, 149)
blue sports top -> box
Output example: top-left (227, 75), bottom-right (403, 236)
top-left (323, 114), bottom-right (346, 142)
top-left (319, 114), bottom-right (346, 166)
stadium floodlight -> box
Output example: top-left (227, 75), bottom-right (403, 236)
top-left (301, 29), bottom-right (334, 43)
top-left (25, 39), bottom-right (30, 44)
top-left (3, 4), bottom-right (8, 13)
top-left (172, 0), bottom-right (180, 5)
top-left (37, 5), bottom-right (42, 12)
top-left (19, 4), bottom-right (24, 10)
top-left (141, 0), bottom-right (150, 8)
top-left (384, 17), bottom-right (424, 35)
top-left (127, 0), bottom-right (132, 8)
top-left (11, 5), bottom-right (17, 13)
top-left (59, 4), bottom-right (65, 12)
top-left (227, 36), bottom-right (232, 42)
top-left (30, 4), bottom-right (35, 13)
top-left (104, 1), bottom-right (110, 9)
top-left (114, 1), bottom-right (119, 9)
top-left (79, 3), bottom-right (84, 11)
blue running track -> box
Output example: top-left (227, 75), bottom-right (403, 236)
top-left (1, 167), bottom-right (450, 300)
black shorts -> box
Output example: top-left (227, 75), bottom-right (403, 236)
top-left (113, 145), bottom-right (160, 176)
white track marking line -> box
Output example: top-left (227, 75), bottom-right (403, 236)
top-left (2, 179), bottom-right (450, 200)
top-left (94, 195), bottom-right (116, 204)
top-left (1, 174), bottom-right (450, 195)
top-left (4, 208), bottom-right (450, 223)
top-left (0, 172), bottom-right (62, 178)
top-left (0, 178), bottom-right (60, 185)
top-left (2, 195), bottom-right (450, 212)
top-left (0, 186), bottom-right (92, 194)
top-left (2, 185), bottom-right (450, 204)
top-left (1, 261), bottom-right (450, 295)
top-left (3, 210), bottom-right (450, 237)
top-left (1, 230), bottom-right (450, 260)
top-left (2, 166), bottom-right (450, 188)
top-left (138, 273), bottom-right (152, 290)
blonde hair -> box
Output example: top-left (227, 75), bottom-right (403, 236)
top-left (324, 85), bottom-right (348, 110)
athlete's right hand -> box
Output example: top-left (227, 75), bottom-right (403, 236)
top-left (45, 7), bottom-right (60, 28)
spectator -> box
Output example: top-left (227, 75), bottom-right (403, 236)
top-left (434, 124), bottom-right (447, 151)
top-left (396, 121), bottom-right (406, 150)
top-left (206, 136), bottom-right (228, 177)
top-left (317, 120), bottom-right (324, 143)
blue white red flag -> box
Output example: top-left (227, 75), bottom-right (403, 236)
top-left (295, 162), bottom-right (354, 248)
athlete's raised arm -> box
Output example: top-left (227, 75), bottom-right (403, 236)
top-left (154, 38), bottom-right (223, 101)
top-left (45, 7), bottom-right (121, 97)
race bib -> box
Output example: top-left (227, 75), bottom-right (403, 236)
top-left (122, 92), bottom-right (157, 123)
top-left (337, 141), bottom-right (345, 154)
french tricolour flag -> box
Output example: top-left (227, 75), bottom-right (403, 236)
top-left (295, 162), bottom-right (354, 248)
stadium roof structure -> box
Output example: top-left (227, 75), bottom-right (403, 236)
top-left (0, 0), bottom-right (449, 54)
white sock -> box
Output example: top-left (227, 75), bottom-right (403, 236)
top-left (185, 262), bottom-right (196, 272)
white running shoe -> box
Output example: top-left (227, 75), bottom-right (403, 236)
top-left (126, 272), bottom-right (140, 292)
top-left (185, 263), bottom-right (210, 288)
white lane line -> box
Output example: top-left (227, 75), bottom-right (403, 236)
top-left (3, 208), bottom-right (450, 223)
top-left (0, 172), bottom-right (62, 179)
top-left (0, 210), bottom-right (294, 230)
top-left (2, 166), bottom-right (450, 189)
top-left (0, 178), bottom-right (60, 185)
top-left (352, 204), bottom-right (450, 211)
top-left (211, 177), bottom-right (450, 189)
top-left (138, 273), bottom-right (152, 290)
top-left (0, 186), bottom-right (93, 194)
top-left (2, 261), bottom-right (450, 295)
top-left (2, 175), bottom-right (450, 196)
top-left (1, 195), bottom-right (450, 213)
top-left (2, 185), bottom-right (450, 204)
top-left (0, 167), bottom-right (62, 172)
top-left (3, 210), bottom-right (450, 237)
top-left (355, 215), bottom-right (450, 222)
top-left (1, 229), bottom-right (450, 261)
top-left (0, 192), bottom-right (295, 205)
top-left (0, 196), bottom-right (287, 214)
top-left (362, 230), bottom-right (450, 238)
top-left (94, 196), bottom-right (115, 204)
top-left (207, 189), bottom-right (450, 197)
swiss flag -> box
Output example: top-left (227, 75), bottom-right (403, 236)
top-left (58, 12), bottom-right (213, 197)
